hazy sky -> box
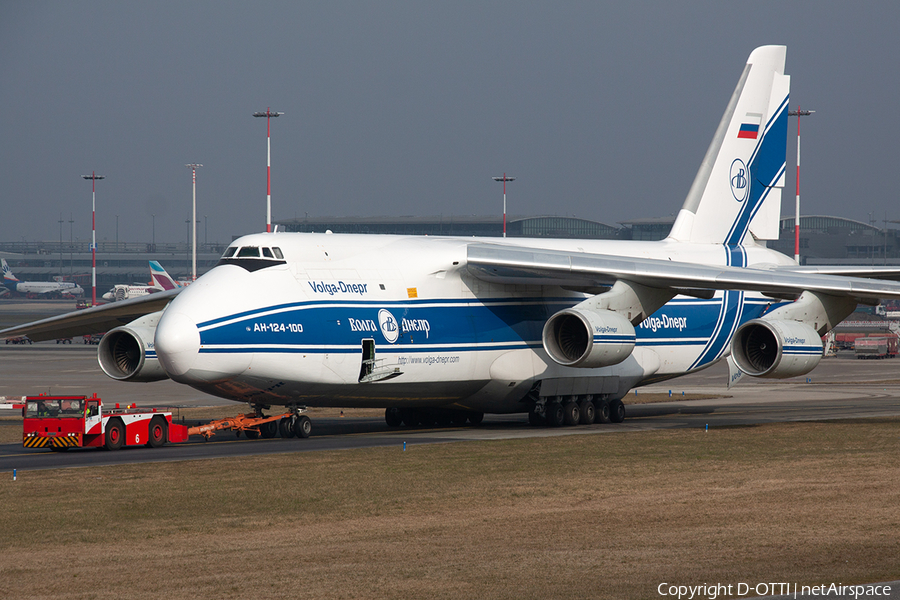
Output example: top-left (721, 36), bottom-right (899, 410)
top-left (2, 2), bottom-right (898, 245)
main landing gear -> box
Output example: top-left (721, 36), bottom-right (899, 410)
top-left (528, 394), bottom-right (625, 427)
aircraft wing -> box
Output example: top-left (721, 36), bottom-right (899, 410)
top-left (466, 243), bottom-right (900, 301)
top-left (0, 288), bottom-right (181, 342)
top-left (769, 265), bottom-right (900, 280)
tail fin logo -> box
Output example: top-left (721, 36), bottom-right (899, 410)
top-left (730, 159), bottom-right (749, 203)
top-left (2, 259), bottom-right (19, 282)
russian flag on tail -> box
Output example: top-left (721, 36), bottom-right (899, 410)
top-left (738, 112), bottom-right (763, 139)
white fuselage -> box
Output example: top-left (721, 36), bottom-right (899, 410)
top-left (153, 232), bottom-right (796, 413)
top-left (103, 284), bottom-right (161, 302)
top-left (12, 280), bottom-right (84, 297)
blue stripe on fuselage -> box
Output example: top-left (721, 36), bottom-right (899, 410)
top-left (196, 296), bottom-right (774, 372)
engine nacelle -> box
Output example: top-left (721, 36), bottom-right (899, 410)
top-left (731, 319), bottom-right (822, 378)
top-left (542, 306), bottom-right (635, 368)
top-left (97, 312), bottom-right (169, 382)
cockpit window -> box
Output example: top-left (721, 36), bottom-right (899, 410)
top-left (237, 246), bottom-right (260, 258)
top-left (216, 244), bottom-right (286, 271)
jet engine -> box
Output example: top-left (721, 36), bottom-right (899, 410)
top-left (731, 319), bottom-right (822, 378)
top-left (97, 312), bottom-right (169, 382)
top-left (542, 305), bottom-right (636, 368)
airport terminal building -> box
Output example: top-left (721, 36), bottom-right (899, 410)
top-left (2, 214), bottom-right (899, 291)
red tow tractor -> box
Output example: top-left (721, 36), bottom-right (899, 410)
top-left (21, 394), bottom-right (311, 451)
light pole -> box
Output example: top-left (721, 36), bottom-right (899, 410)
top-left (82, 172), bottom-right (105, 305)
top-left (151, 214), bottom-right (155, 250)
top-left (788, 108), bottom-right (814, 264)
top-left (253, 108), bottom-right (283, 233)
top-left (186, 163), bottom-right (203, 280)
top-left (68, 214), bottom-right (74, 277)
top-left (492, 174), bottom-right (515, 238)
top-left (58, 214), bottom-right (64, 270)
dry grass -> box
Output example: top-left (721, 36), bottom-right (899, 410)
top-left (1, 419), bottom-right (898, 599)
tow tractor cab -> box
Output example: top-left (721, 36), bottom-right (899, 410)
top-left (22, 394), bottom-right (188, 451)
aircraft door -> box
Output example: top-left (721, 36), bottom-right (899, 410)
top-left (359, 339), bottom-right (376, 382)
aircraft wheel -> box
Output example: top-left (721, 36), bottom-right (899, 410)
top-left (449, 411), bottom-right (468, 426)
top-left (434, 411), bottom-right (452, 427)
top-left (562, 401), bottom-right (580, 426)
top-left (593, 399), bottom-right (611, 424)
top-left (609, 399), bottom-right (626, 423)
top-left (545, 402), bottom-right (564, 427)
top-left (385, 407), bottom-right (403, 427)
top-left (399, 409), bottom-right (419, 427)
top-left (260, 420), bottom-right (278, 439)
top-left (467, 411), bottom-right (484, 425)
top-left (294, 416), bottom-right (312, 438)
top-left (578, 399), bottom-right (595, 424)
top-left (278, 417), bottom-right (295, 438)
top-left (528, 406), bottom-right (544, 426)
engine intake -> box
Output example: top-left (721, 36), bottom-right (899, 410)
top-left (542, 306), bottom-right (635, 368)
top-left (731, 319), bottom-right (822, 378)
top-left (97, 313), bottom-right (169, 382)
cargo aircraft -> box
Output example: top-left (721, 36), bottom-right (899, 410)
top-left (5, 46), bottom-right (900, 435)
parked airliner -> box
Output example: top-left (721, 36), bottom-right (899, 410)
top-left (5, 46), bottom-right (900, 435)
top-left (102, 261), bottom-right (182, 302)
top-left (2, 259), bottom-right (84, 298)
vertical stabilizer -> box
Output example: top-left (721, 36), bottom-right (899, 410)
top-left (667, 46), bottom-right (789, 250)
top-left (2, 259), bottom-right (20, 282)
top-left (150, 261), bottom-right (181, 290)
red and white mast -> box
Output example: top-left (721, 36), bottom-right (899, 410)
top-left (492, 174), bottom-right (515, 238)
top-left (82, 172), bottom-right (105, 305)
top-left (788, 107), bottom-right (814, 264)
top-left (253, 108), bottom-right (283, 233)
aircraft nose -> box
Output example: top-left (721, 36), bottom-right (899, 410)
top-left (155, 310), bottom-right (201, 381)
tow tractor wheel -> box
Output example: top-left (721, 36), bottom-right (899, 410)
top-left (578, 398), bottom-right (595, 425)
top-left (105, 419), bottom-right (125, 451)
top-left (609, 399), bottom-right (626, 423)
top-left (294, 415), bottom-right (312, 438)
top-left (278, 417), bottom-right (295, 438)
top-left (147, 417), bottom-right (167, 448)
top-left (244, 429), bottom-right (260, 440)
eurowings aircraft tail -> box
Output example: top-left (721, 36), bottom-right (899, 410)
top-left (667, 45), bottom-right (789, 250)
top-left (2, 259), bottom-right (20, 282)
top-left (149, 261), bottom-right (181, 290)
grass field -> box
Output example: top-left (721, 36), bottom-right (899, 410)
top-left (1, 418), bottom-right (898, 599)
